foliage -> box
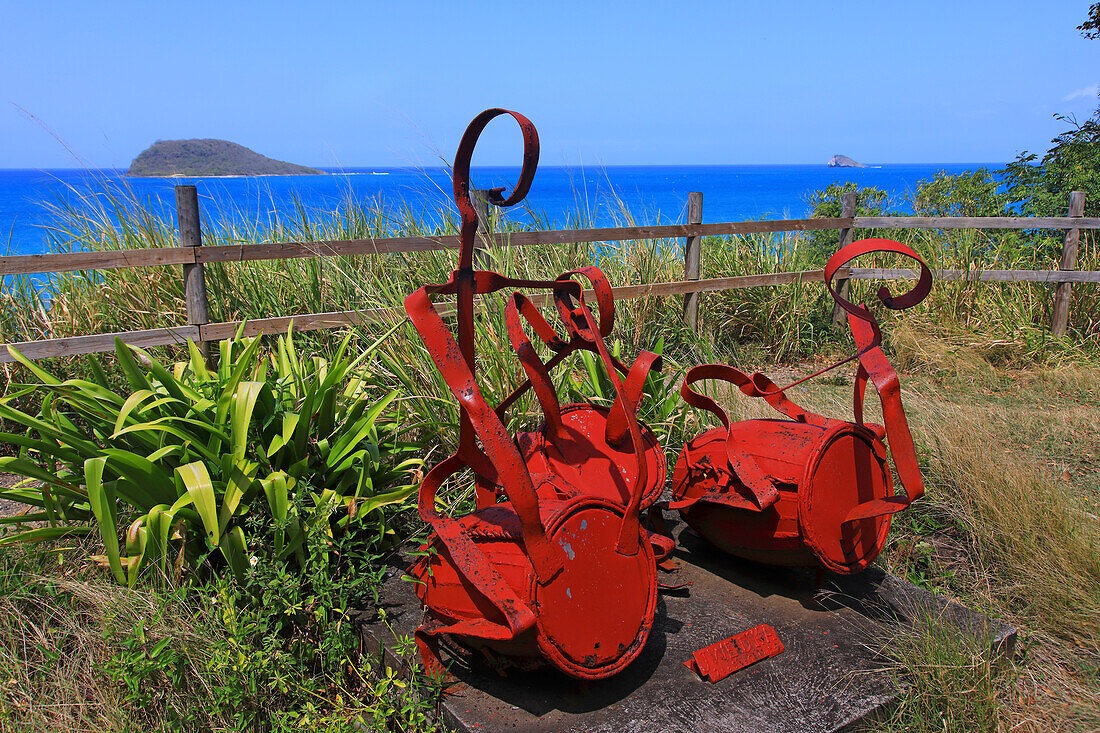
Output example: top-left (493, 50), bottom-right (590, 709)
top-left (559, 337), bottom-right (696, 465)
top-left (1001, 112), bottom-right (1100, 220)
top-left (0, 538), bottom-right (444, 732)
top-left (912, 168), bottom-right (1007, 218)
top-left (805, 181), bottom-right (894, 253)
top-left (1080, 2), bottom-right (1100, 39)
top-left (805, 181), bottom-right (891, 220)
top-left (0, 327), bottom-right (419, 586)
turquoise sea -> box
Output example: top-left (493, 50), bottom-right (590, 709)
top-left (0, 164), bottom-right (994, 256)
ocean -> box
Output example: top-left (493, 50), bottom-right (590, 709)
top-left (0, 163), bottom-right (994, 257)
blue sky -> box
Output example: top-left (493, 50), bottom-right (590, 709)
top-left (1, 1), bottom-right (1098, 168)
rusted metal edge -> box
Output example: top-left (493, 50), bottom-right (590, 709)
top-left (684, 623), bottom-right (785, 683)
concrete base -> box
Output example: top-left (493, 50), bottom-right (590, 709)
top-left (361, 522), bottom-right (1015, 733)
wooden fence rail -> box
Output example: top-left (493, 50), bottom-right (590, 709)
top-left (0, 186), bottom-right (1095, 364)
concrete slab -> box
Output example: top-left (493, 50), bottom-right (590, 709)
top-left (361, 522), bottom-right (1015, 733)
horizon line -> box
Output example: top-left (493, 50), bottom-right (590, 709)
top-left (0, 161), bottom-right (1008, 172)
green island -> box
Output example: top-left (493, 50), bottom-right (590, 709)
top-left (126, 139), bottom-right (325, 177)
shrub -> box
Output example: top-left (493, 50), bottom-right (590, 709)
top-left (913, 168), bottom-right (1007, 218)
top-left (0, 327), bottom-right (420, 586)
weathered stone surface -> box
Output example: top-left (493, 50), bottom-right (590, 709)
top-left (827, 155), bottom-right (867, 168)
top-left (361, 522), bottom-right (1014, 733)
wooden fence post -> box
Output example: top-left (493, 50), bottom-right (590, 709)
top-left (830, 192), bottom-right (858, 330)
top-left (682, 191), bottom-right (704, 330)
top-left (471, 189), bottom-right (493, 270)
top-left (176, 185), bottom-right (213, 363)
top-left (1051, 191), bottom-right (1086, 336)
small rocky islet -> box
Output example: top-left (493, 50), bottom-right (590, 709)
top-left (827, 154), bottom-right (867, 168)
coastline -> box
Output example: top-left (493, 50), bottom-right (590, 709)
top-left (0, 163), bottom-right (996, 256)
top-left (126, 172), bottom-right (330, 179)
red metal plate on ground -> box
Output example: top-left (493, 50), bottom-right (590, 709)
top-left (684, 623), bottom-right (784, 683)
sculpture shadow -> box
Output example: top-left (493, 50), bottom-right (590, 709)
top-left (437, 592), bottom-right (673, 718)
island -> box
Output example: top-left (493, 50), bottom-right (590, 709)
top-left (127, 139), bottom-right (325, 177)
top-left (827, 155), bottom-right (867, 168)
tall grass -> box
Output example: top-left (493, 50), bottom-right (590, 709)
top-left (4, 179), bottom-right (1096, 361)
top-left (4, 179), bottom-right (1097, 470)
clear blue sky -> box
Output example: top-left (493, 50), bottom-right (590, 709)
top-left (2, 1), bottom-right (1098, 169)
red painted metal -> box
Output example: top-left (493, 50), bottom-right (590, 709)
top-left (404, 109), bottom-right (664, 679)
top-left (684, 624), bottom-right (784, 682)
top-left (670, 238), bottom-right (932, 574)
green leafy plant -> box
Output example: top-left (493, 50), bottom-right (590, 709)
top-left (0, 537), bottom-right (445, 732)
top-left (0, 326), bottom-right (420, 586)
top-left (560, 338), bottom-right (694, 461)
top-left (913, 168), bottom-right (1008, 218)
top-left (805, 181), bottom-right (894, 252)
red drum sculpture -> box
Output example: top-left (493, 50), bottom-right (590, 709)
top-left (405, 109), bottom-right (664, 679)
top-left (670, 239), bottom-right (932, 574)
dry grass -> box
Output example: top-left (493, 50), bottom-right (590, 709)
top-left (691, 336), bottom-right (1100, 731)
top-left (874, 612), bottom-right (1008, 733)
top-left (0, 539), bottom-right (223, 731)
top-left (898, 358), bottom-right (1100, 732)
top-left (914, 397), bottom-right (1100, 645)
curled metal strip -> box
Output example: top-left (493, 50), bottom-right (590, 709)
top-left (453, 109), bottom-right (540, 270)
top-left (405, 286), bottom-right (565, 582)
top-left (824, 237), bottom-right (933, 347)
top-left (554, 266), bottom-right (616, 340)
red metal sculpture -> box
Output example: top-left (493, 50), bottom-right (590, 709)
top-left (669, 239), bottom-right (932, 574)
top-left (405, 109), bottom-right (665, 679)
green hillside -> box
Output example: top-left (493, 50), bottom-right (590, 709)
top-left (127, 139), bottom-right (324, 177)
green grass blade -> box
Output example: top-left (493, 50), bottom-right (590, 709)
top-left (6, 346), bottom-right (62, 386)
top-left (218, 458), bottom-right (257, 535)
top-left (356, 483), bottom-right (418, 516)
top-left (85, 353), bottom-right (110, 387)
top-left (187, 340), bottom-right (211, 381)
top-left (220, 525), bottom-right (248, 580)
top-left (0, 457), bottom-right (82, 495)
top-left (113, 389), bottom-right (157, 434)
top-left (175, 461), bottom-right (219, 547)
top-left (0, 525), bottom-right (94, 546)
top-left (114, 338), bottom-right (153, 392)
top-left (231, 381), bottom-right (266, 464)
top-left (86, 457), bottom-right (126, 584)
top-left (100, 449), bottom-right (177, 507)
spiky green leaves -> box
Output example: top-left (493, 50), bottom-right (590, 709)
top-left (0, 329), bottom-right (419, 586)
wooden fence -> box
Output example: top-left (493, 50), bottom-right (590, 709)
top-left (0, 187), bottom-right (1096, 364)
